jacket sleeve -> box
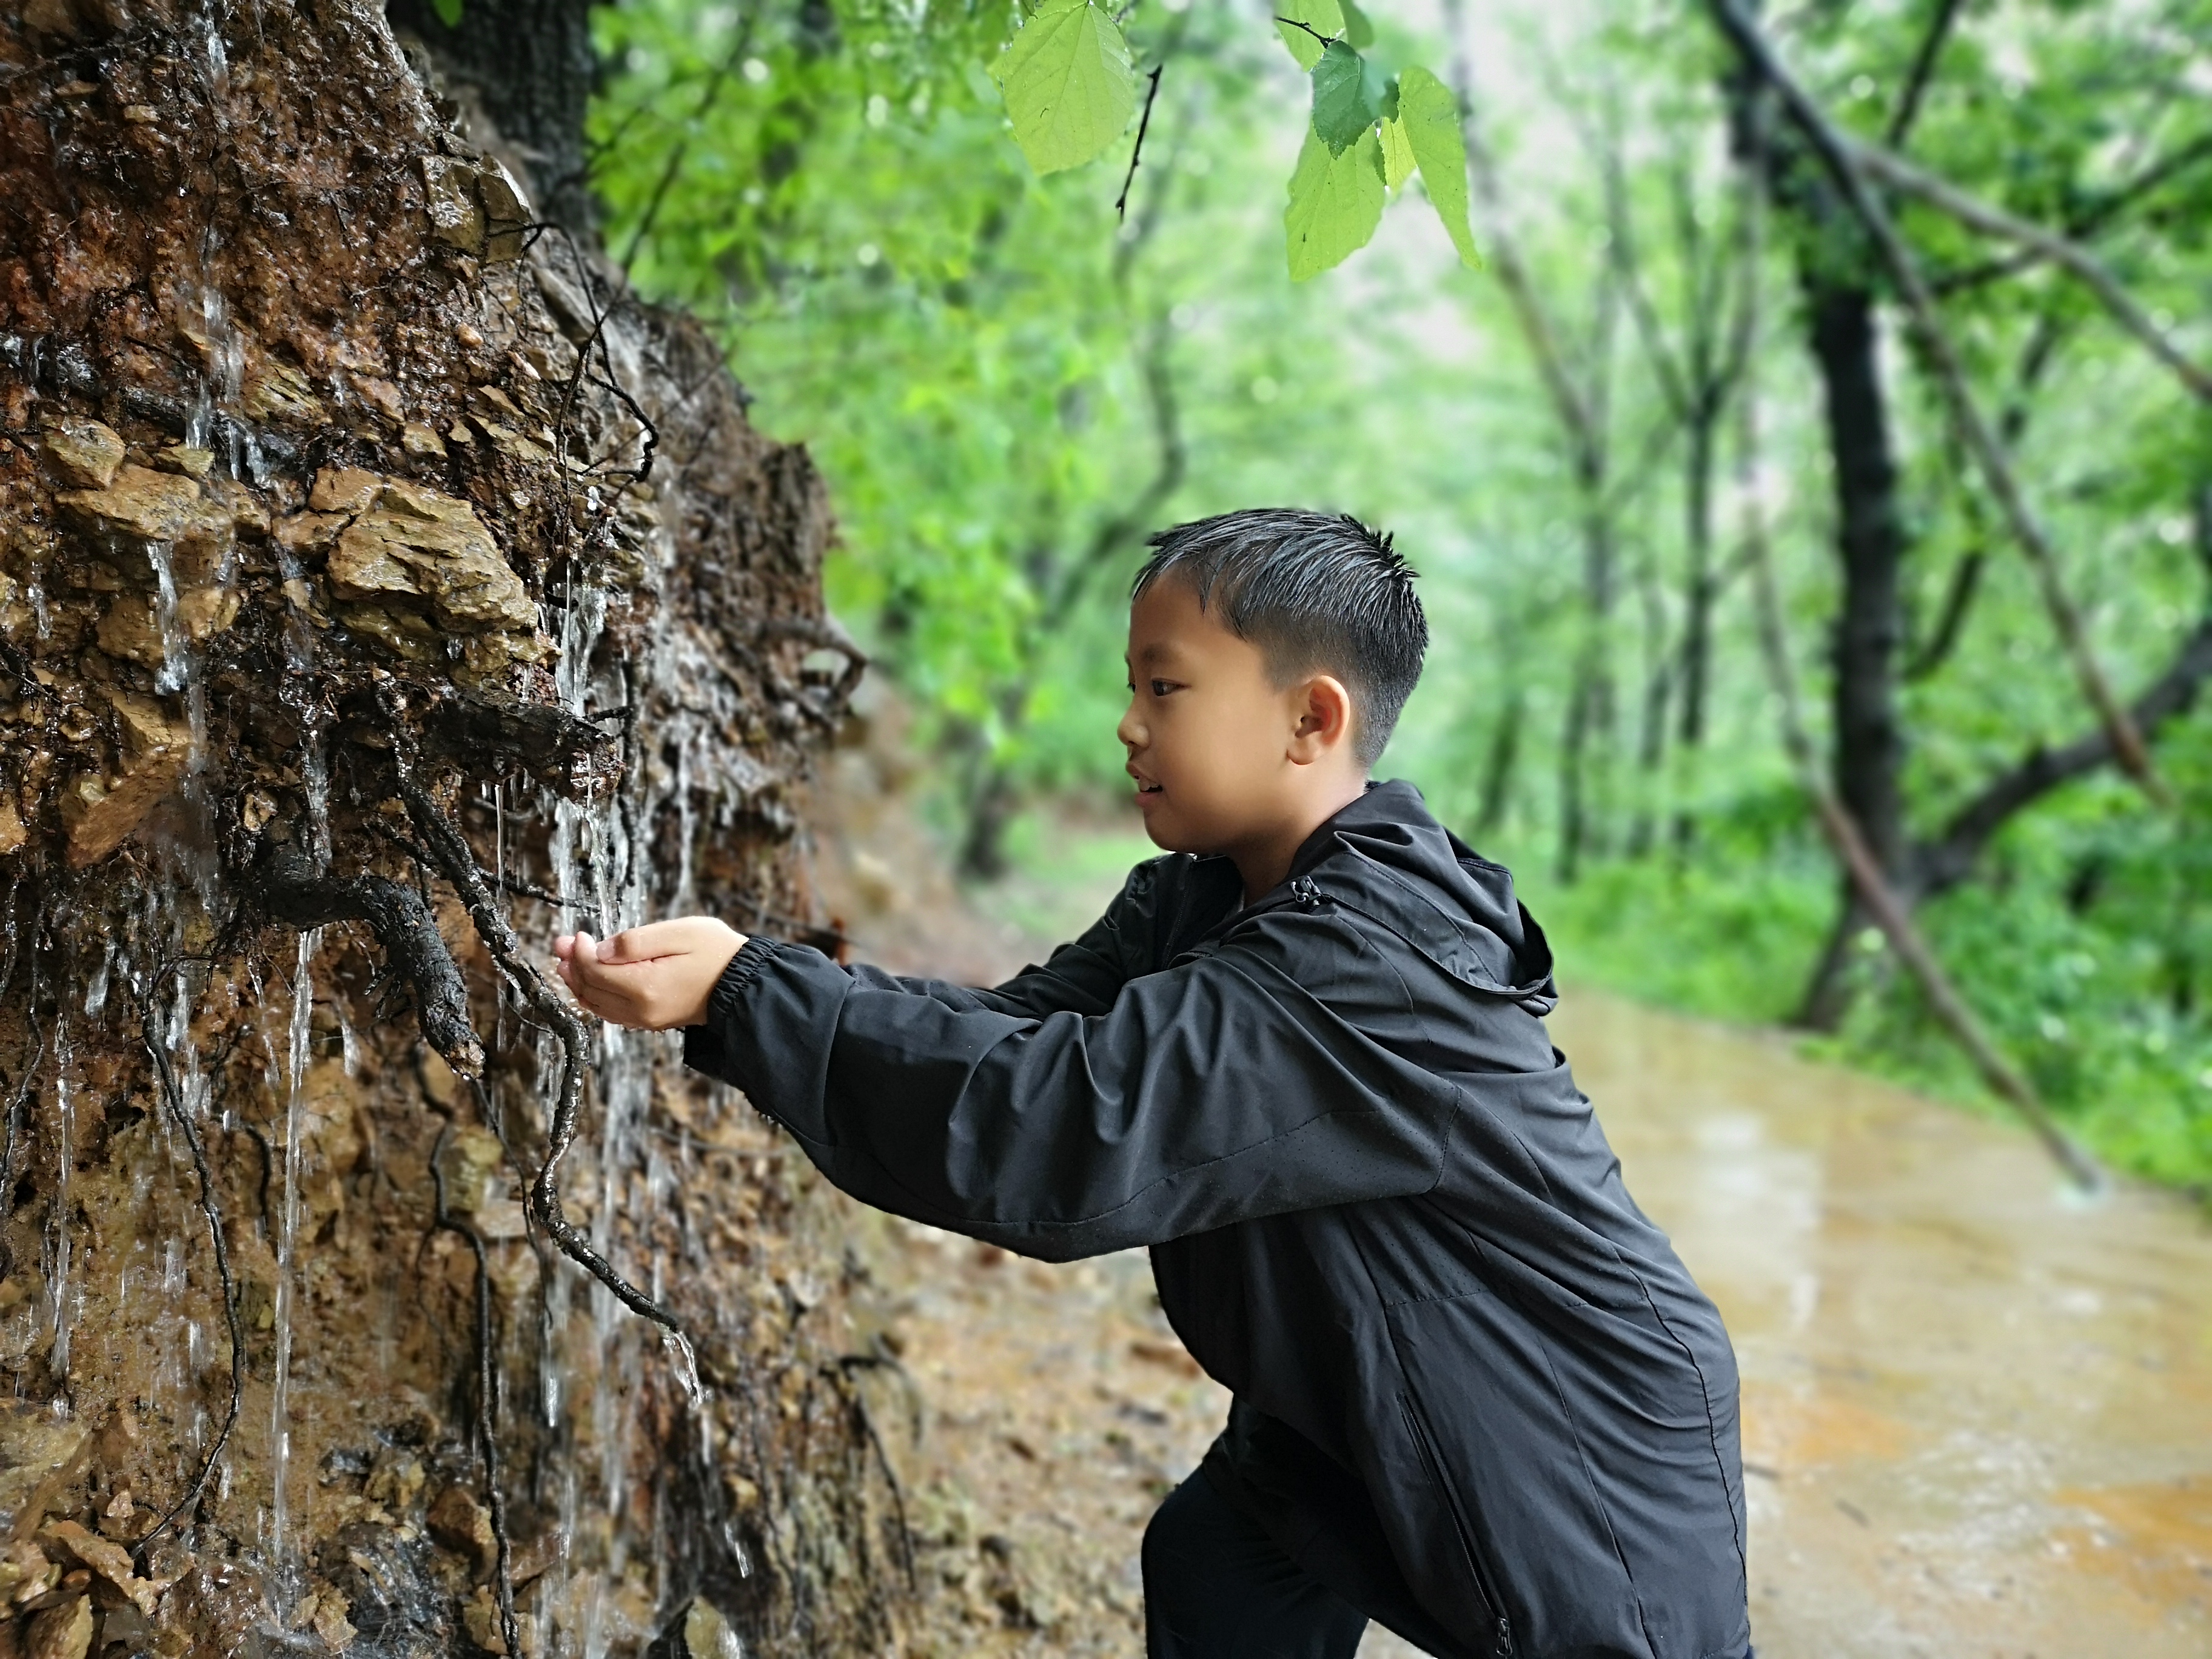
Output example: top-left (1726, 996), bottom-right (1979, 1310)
top-left (682, 905), bottom-right (1460, 1260)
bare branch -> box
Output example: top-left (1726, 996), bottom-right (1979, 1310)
top-left (1851, 142), bottom-right (2212, 403)
top-left (1728, 164), bottom-right (2102, 1192)
top-left (1883, 0), bottom-right (1963, 149)
top-left (1706, 0), bottom-right (2170, 805)
top-left (1917, 614), bottom-right (2212, 897)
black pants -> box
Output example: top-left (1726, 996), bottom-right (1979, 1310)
top-left (1143, 1469), bottom-right (1370, 1659)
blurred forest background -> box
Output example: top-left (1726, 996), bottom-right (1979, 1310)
top-left (577, 0), bottom-right (2212, 1190)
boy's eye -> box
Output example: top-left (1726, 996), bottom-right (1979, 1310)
top-left (1150, 679), bottom-right (1177, 697)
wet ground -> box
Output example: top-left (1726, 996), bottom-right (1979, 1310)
top-left (808, 756), bottom-right (2212, 1657)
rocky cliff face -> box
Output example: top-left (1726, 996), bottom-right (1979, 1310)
top-left (0, 0), bottom-right (903, 1652)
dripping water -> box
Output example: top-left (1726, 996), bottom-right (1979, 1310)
top-left (267, 927), bottom-right (319, 1614)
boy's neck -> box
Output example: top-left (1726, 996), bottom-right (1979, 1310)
top-left (1228, 774), bottom-right (1370, 903)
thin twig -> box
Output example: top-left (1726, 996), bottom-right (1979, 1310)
top-left (1114, 65), bottom-right (1165, 222)
top-left (132, 974), bottom-right (250, 1558)
top-left (1704, 0), bottom-right (2170, 806)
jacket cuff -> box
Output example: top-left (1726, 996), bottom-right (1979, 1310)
top-left (681, 934), bottom-right (784, 1084)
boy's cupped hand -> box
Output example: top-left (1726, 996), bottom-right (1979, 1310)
top-left (553, 917), bottom-right (748, 1031)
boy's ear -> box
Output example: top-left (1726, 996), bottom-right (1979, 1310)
top-left (1287, 674), bottom-right (1356, 765)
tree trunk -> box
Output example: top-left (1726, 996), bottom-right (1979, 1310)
top-left (0, 3), bottom-right (897, 1656)
top-left (1794, 277), bottom-right (1910, 1030)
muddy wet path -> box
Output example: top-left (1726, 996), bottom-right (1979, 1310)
top-left (1568, 994), bottom-right (2212, 1658)
top-left (807, 771), bottom-right (2211, 1656)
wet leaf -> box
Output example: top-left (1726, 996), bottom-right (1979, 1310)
top-left (993, 0), bottom-right (1136, 175)
top-left (1285, 126), bottom-right (1384, 281)
top-left (1310, 42), bottom-right (1389, 155)
top-left (1379, 115), bottom-right (1415, 189)
top-left (1338, 0), bottom-right (1375, 49)
top-left (1273, 0), bottom-right (1344, 72)
top-left (1397, 65), bottom-right (1482, 268)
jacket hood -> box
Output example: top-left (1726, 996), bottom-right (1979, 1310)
top-left (1285, 780), bottom-right (1559, 1015)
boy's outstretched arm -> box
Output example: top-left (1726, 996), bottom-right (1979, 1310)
top-left (666, 903), bottom-right (1462, 1261)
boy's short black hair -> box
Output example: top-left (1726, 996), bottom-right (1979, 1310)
top-left (1132, 509), bottom-right (1426, 768)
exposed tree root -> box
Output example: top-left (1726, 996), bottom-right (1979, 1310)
top-left (391, 739), bottom-right (685, 1338)
top-left (257, 840), bottom-right (487, 1079)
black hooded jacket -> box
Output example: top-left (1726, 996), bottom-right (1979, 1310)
top-left (683, 782), bottom-right (1751, 1659)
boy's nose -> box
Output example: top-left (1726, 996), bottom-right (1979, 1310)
top-left (1116, 701), bottom-right (1145, 749)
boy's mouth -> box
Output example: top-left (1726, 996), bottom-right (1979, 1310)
top-left (1129, 769), bottom-right (1164, 802)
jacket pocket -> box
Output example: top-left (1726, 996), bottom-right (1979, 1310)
top-left (1399, 1392), bottom-right (1515, 1658)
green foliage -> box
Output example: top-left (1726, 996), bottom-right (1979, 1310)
top-left (1393, 65), bottom-right (1479, 269)
top-left (1285, 127), bottom-right (1385, 280)
top-left (991, 0), bottom-right (1136, 176)
top-left (1273, 0), bottom-right (1342, 73)
top-left (1310, 41), bottom-right (1390, 153)
top-left (429, 0), bottom-right (461, 24)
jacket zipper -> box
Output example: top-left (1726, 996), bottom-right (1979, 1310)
top-left (1399, 1395), bottom-right (1515, 1658)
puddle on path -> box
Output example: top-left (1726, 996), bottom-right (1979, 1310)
top-left (1558, 991), bottom-right (2212, 1659)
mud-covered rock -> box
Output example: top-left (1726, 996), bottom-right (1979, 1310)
top-left (0, 0), bottom-right (896, 1652)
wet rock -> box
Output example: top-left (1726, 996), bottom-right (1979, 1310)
top-left (0, 1543), bottom-right (58, 1609)
top-left (425, 1486), bottom-right (494, 1576)
top-left (329, 482), bottom-right (539, 632)
top-left (309, 467), bottom-right (383, 515)
top-left (477, 160), bottom-right (532, 264)
top-left (0, 1409), bottom-right (92, 1538)
top-left (154, 444), bottom-right (213, 479)
top-left (420, 156), bottom-right (486, 255)
top-left (274, 512), bottom-right (350, 556)
top-left (352, 377), bottom-right (405, 424)
top-left (40, 420), bottom-right (124, 490)
top-left (55, 464), bottom-right (197, 542)
top-left (36, 1523), bottom-right (156, 1618)
top-left (459, 1586), bottom-right (509, 1654)
top-left (307, 1587), bottom-right (356, 1651)
top-left (683, 1599), bottom-right (743, 1659)
top-left (0, 800), bottom-right (23, 857)
top-left (95, 585), bottom-right (241, 667)
top-left (58, 691), bottom-right (193, 867)
top-left (400, 423), bottom-right (446, 460)
top-left (22, 1594), bottom-right (91, 1659)
top-left (240, 356), bottom-right (324, 424)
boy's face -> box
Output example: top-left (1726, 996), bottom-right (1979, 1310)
top-left (1118, 575), bottom-right (1353, 856)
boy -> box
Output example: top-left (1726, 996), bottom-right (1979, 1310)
top-left (555, 511), bottom-right (1751, 1659)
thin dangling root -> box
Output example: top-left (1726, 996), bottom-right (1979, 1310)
top-left (388, 734), bottom-right (685, 1336)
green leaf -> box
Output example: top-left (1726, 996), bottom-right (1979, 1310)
top-left (1285, 125), bottom-right (1385, 281)
top-left (1337, 0), bottom-right (1374, 48)
top-left (1311, 41), bottom-right (1388, 155)
top-left (430, 0), bottom-right (463, 25)
top-left (994, 0), bottom-right (1136, 175)
top-left (1273, 0), bottom-right (1343, 72)
top-left (1396, 64), bottom-right (1482, 269)
top-left (1379, 115), bottom-right (1415, 189)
